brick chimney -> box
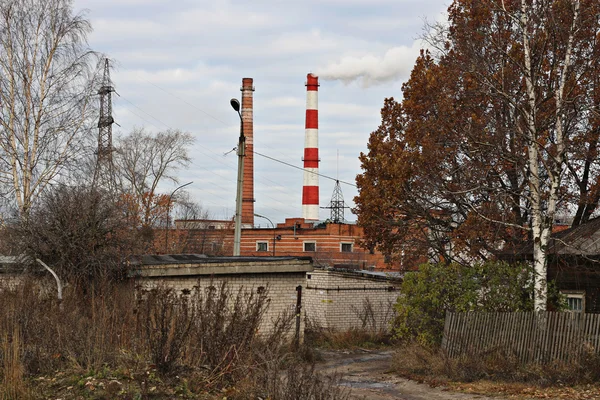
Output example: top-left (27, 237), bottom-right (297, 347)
top-left (241, 78), bottom-right (255, 226)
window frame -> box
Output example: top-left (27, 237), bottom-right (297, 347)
top-left (256, 241), bottom-right (269, 252)
top-left (340, 242), bottom-right (353, 253)
top-left (303, 241), bottom-right (316, 252)
top-left (561, 290), bottom-right (585, 313)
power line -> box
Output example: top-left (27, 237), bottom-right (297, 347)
top-left (136, 79), bottom-right (358, 189)
top-left (144, 80), bottom-right (230, 126)
top-left (254, 151), bottom-right (357, 188)
top-left (118, 82), bottom-right (357, 217)
top-left (116, 94), bottom-right (300, 216)
top-left (141, 79), bottom-right (296, 154)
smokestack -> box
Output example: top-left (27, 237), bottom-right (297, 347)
top-left (302, 73), bottom-right (320, 221)
top-left (241, 78), bottom-right (255, 227)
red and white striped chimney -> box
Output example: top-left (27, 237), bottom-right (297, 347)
top-left (302, 73), bottom-right (320, 221)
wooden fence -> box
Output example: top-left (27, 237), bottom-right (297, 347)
top-left (442, 312), bottom-right (600, 364)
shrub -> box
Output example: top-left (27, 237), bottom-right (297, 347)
top-left (393, 261), bottom-right (535, 345)
top-left (7, 186), bottom-right (135, 286)
top-left (137, 286), bottom-right (195, 373)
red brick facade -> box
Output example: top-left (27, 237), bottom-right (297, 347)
top-left (177, 218), bottom-right (391, 270)
top-left (241, 78), bottom-right (255, 226)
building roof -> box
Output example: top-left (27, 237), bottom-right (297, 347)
top-left (129, 254), bottom-right (314, 277)
top-left (505, 217), bottom-right (600, 259)
top-left (132, 254), bottom-right (313, 265)
top-left (547, 217), bottom-right (600, 256)
top-left (0, 255), bottom-right (30, 273)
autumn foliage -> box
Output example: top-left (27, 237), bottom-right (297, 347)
top-left (355, 0), bottom-right (600, 272)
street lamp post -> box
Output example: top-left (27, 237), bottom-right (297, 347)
top-left (231, 98), bottom-right (245, 256)
top-left (165, 181), bottom-right (193, 253)
top-left (254, 213), bottom-right (276, 256)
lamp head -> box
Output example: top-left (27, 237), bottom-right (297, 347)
top-left (230, 98), bottom-right (241, 112)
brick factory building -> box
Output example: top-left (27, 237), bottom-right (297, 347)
top-left (175, 217), bottom-right (390, 270)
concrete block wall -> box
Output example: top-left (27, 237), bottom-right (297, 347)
top-left (135, 272), bottom-right (305, 335)
top-left (304, 269), bottom-right (400, 332)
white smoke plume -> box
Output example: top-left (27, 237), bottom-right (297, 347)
top-left (316, 42), bottom-right (423, 87)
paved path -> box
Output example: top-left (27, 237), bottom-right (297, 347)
top-left (318, 349), bottom-right (503, 400)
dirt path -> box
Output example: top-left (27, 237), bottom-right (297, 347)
top-left (318, 349), bottom-right (504, 400)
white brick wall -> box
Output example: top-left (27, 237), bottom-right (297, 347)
top-left (135, 272), bottom-right (306, 336)
top-left (304, 270), bottom-right (400, 332)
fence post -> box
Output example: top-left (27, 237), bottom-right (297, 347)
top-left (294, 285), bottom-right (303, 349)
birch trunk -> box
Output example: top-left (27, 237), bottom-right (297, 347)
top-left (519, 0), bottom-right (580, 311)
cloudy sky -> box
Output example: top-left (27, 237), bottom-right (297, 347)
top-left (73, 0), bottom-right (450, 225)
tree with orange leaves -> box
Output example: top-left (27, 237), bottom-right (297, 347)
top-left (356, 0), bottom-right (600, 310)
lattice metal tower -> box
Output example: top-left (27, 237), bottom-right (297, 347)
top-left (97, 58), bottom-right (114, 162)
top-left (94, 58), bottom-right (115, 187)
top-left (323, 180), bottom-right (349, 223)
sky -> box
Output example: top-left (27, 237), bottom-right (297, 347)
top-left (72, 0), bottom-right (450, 226)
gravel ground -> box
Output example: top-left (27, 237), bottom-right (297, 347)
top-left (318, 349), bottom-right (503, 400)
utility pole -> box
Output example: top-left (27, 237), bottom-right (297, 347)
top-left (93, 58), bottom-right (116, 189)
top-left (230, 98), bottom-right (244, 256)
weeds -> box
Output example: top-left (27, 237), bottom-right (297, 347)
top-left (0, 276), bottom-right (347, 399)
top-left (393, 341), bottom-right (600, 386)
top-left (0, 325), bottom-right (31, 400)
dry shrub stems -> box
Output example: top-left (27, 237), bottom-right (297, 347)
top-left (394, 342), bottom-right (600, 386)
top-left (0, 277), bottom-right (349, 399)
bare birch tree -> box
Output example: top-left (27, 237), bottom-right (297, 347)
top-left (0, 0), bottom-right (98, 217)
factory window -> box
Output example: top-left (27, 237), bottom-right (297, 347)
top-left (303, 241), bottom-right (316, 252)
top-left (256, 241), bottom-right (268, 252)
top-left (340, 242), bottom-right (353, 253)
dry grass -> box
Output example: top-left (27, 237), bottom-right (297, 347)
top-left (0, 277), bottom-right (350, 399)
top-left (0, 325), bottom-right (31, 400)
top-left (392, 342), bottom-right (600, 399)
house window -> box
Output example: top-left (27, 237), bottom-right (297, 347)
top-left (562, 291), bottom-right (585, 312)
top-left (303, 241), bottom-right (316, 252)
top-left (256, 241), bottom-right (268, 252)
top-left (340, 242), bottom-right (353, 253)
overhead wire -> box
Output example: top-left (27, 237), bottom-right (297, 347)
top-left (141, 79), bottom-right (357, 188)
top-left (116, 93), bottom-right (301, 216)
top-left (121, 79), bottom-right (358, 220)
top-left (116, 95), bottom-right (237, 209)
top-left (254, 151), bottom-right (357, 187)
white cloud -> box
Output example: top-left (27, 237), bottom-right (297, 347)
top-left (116, 64), bottom-right (230, 84)
top-left (316, 41), bottom-right (424, 87)
top-left (69, 0), bottom-right (449, 223)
